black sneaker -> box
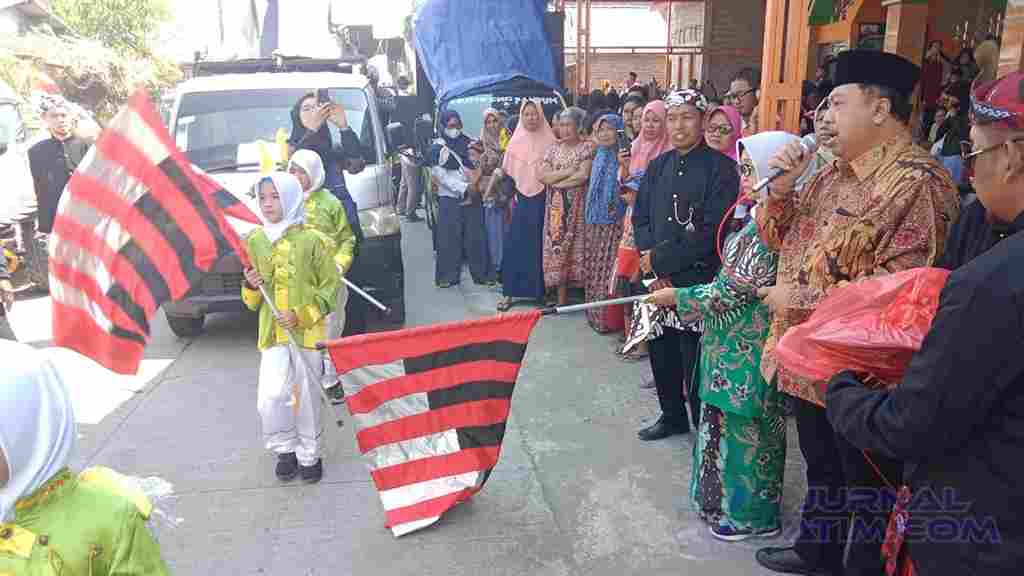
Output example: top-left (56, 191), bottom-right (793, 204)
top-left (300, 459), bottom-right (323, 484)
top-left (324, 382), bottom-right (346, 405)
top-left (275, 452), bottom-right (299, 481)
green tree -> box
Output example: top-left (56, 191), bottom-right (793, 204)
top-left (51, 0), bottom-right (172, 56)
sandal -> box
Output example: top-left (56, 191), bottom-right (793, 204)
top-left (617, 346), bottom-right (648, 362)
top-left (497, 297), bottom-right (514, 312)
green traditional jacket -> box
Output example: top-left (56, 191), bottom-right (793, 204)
top-left (0, 467), bottom-right (169, 575)
top-left (242, 225), bottom-right (339, 350)
top-left (303, 188), bottom-right (357, 275)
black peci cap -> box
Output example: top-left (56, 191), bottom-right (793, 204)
top-left (833, 49), bottom-right (921, 99)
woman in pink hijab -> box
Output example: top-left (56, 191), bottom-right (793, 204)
top-left (497, 99), bottom-right (557, 311)
top-left (610, 100), bottom-right (674, 359)
top-left (703, 105), bottom-right (743, 160)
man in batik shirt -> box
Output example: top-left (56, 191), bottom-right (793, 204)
top-left (753, 50), bottom-right (960, 576)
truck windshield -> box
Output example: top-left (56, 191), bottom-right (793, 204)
top-left (444, 93), bottom-right (562, 139)
top-left (174, 87), bottom-right (377, 170)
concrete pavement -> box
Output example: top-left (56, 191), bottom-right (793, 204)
top-left (7, 219), bottom-right (808, 575)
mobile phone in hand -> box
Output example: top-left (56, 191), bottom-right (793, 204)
top-left (317, 88), bottom-right (330, 105)
top-left (616, 129), bottom-right (631, 153)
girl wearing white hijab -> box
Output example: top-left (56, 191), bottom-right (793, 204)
top-left (0, 340), bottom-right (169, 573)
top-left (288, 149), bottom-right (354, 403)
top-left (242, 173), bottom-right (340, 484)
top-left (648, 132), bottom-right (801, 541)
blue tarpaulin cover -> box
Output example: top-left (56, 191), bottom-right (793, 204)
top-left (414, 0), bottom-right (557, 104)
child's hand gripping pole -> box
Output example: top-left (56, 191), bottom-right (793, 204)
top-left (251, 279), bottom-right (345, 428)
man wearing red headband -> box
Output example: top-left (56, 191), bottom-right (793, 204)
top-left (826, 72), bottom-right (1024, 575)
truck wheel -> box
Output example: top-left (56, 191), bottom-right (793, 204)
top-left (166, 314), bottom-right (204, 338)
top-left (26, 234), bottom-right (49, 293)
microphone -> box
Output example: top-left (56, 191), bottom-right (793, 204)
top-left (753, 134), bottom-right (818, 192)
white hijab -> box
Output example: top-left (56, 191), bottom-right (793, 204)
top-left (0, 340), bottom-right (76, 522)
top-left (287, 149), bottom-right (326, 196)
top-left (258, 172), bottom-right (306, 244)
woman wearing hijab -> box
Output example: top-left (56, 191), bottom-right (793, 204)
top-left (288, 92), bottom-right (367, 337)
top-left (243, 173), bottom-right (339, 484)
top-left (611, 101), bottom-right (673, 360)
top-left (704, 105), bottom-right (742, 161)
top-left (480, 108), bottom-right (510, 276)
top-left (0, 341), bottom-right (170, 573)
top-left (583, 113), bottom-right (627, 333)
top-left (430, 110), bottom-right (494, 288)
top-left (497, 100), bottom-right (557, 311)
top-left (648, 132), bottom-right (803, 542)
top-left (540, 107), bottom-right (596, 307)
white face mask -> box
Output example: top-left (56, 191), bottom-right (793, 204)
top-left (445, 128), bottom-right (461, 139)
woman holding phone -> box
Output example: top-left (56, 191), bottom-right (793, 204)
top-left (288, 91), bottom-right (368, 335)
top-left (582, 113), bottom-right (627, 333)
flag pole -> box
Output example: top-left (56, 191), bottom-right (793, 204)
top-left (256, 283), bottom-right (344, 427)
top-left (539, 295), bottom-right (649, 316)
top-left (340, 273), bottom-right (391, 314)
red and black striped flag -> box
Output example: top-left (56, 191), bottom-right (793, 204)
top-left (50, 90), bottom-right (259, 374)
top-left (326, 311), bottom-right (541, 537)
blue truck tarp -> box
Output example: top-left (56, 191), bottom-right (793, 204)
top-left (413, 0), bottom-right (557, 104)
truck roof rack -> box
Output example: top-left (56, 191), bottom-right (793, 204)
top-left (192, 54), bottom-right (367, 77)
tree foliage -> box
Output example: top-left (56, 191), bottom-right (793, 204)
top-left (51, 0), bottom-right (172, 56)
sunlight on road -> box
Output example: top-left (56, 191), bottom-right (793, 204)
top-left (44, 347), bottom-right (174, 425)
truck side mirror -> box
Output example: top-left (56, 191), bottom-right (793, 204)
top-left (386, 122), bottom-right (407, 154)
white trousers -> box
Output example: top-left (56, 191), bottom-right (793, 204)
top-left (257, 345), bottom-right (324, 466)
top-left (322, 279), bottom-right (349, 387)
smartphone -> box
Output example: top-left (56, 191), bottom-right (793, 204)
top-left (316, 88), bottom-right (330, 105)
top-left (616, 129), bottom-right (630, 152)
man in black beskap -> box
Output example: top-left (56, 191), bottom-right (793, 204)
top-left (632, 89), bottom-right (739, 441)
top-left (28, 94), bottom-right (92, 237)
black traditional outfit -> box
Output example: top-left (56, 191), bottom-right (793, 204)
top-left (632, 89), bottom-right (739, 437)
top-left (826, 70), bottom-right (1024, 576)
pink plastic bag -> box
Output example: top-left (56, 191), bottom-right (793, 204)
top-left (775, 268), bottom-right (951, 388)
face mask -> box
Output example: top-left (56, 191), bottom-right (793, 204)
top-left (445, 128), bottom-right (461, 139)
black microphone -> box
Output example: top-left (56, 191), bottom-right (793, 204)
top-left (753, 134), bottom-right (818, 192)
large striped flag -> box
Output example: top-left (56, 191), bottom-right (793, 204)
top-left (326, 311), bottom-right (542, 537)
top-left (51, 90), bottom-right (259, 375)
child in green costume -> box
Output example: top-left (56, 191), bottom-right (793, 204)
top-left (0, 340), bottom-right (170, 574)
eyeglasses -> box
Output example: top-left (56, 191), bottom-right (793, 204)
top-left (300, 105), bottom-right (319, 114)
top-left (961, 137), bottom-right (1024, 171)
top-left (705, 124), bottom-right (734, 136)
top-left (739, 162), bottom-right (755, 178)
top-left (723, 89), bottom-right (755, 103)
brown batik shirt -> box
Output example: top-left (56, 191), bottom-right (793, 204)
top-left (756, 134), bottom-right (960, 406)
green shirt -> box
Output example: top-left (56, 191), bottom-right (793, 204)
top-left (0, 468), bottom-right (169, 575)
top-left (304, 188), bottom-right (357, 275)
top-left (242, 225), bottom-right (339, 350)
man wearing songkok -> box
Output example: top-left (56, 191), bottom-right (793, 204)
top-left (826, 70), bottom-right (1024, 576)
top-left (753, 50), bottom-right (959, 576)
top-left (632, 89), bottom-right (739, 441)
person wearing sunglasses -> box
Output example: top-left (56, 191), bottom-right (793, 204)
top-left (724, 68), bottom-right (761, 137)
top-left (826, 70), bottom-right (1024, 576)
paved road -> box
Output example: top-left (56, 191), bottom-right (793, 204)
top-left (8, 219), bottom-right (807, 575)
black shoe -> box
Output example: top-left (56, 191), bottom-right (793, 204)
top-left (637, 417), bottom-right (689, 441)
top-left (275, 452), bottom-right (299, 481)
top-left (755, 547), bottom-right (836, 575)
top-left (325, 382), bottom-right (346, 405)
top-left (300, 459), bottom-right (323, 484)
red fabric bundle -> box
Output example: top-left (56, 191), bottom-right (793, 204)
top-left (775, 267), bottom-right (951, 388)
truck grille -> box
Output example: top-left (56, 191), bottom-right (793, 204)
top-left (200, 273), bottom-right (243, 296)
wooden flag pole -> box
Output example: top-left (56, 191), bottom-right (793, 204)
top-left (256, 283), bottom-right (344, 428)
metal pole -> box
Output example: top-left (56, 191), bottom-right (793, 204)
top-left (340, 274), bottom-right (391, 314)
top-left (256, 283), bottom-right (344, 427)
top-left (665, 0), bottom-right (673, 87)
top-left (540, 294), bottom-right (648, 316)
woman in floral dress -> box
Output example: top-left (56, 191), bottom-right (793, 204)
top-left (539, 107), bottom-right (595, 306)
top-left (583, 113), bottom-right (626, 333)
top-left (649, 131), bottom-right (802, 541)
